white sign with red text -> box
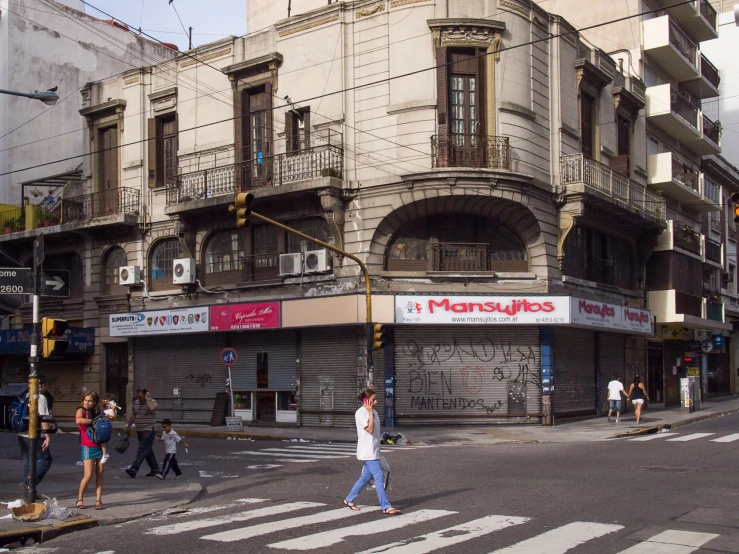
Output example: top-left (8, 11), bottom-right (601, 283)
top-left (395, 296), bottom-right (571, 325)
top-left (621, 306), bottom-right (652, 334)
top-left (570, 298), bottom-right (623, 329)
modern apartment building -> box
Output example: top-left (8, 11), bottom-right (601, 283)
top-left (1, 0), bottom-right (681, 426)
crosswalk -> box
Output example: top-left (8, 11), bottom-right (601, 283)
top-left (625, 431), bottom-right (739, 443)
top-left (139, 496), bottom-right (726, 553)
top-left (234, 442), bottom-right (435, 467)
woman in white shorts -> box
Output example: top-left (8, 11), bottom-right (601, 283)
top-left (626, 376), bottom-right (650, 424)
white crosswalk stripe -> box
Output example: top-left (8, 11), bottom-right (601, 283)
top-left (665, 433), bottom-right (716, 442)
top-left (487, 521), bottom-right (623, 553)
top-left (267, 509), bottom-right (456, 550)
top-left (235, 443), bottom-right (431, 466)
top-left (354, 515), bottom-right (530, 554)
top-left (617, 530), bottom-right (718, 553)
top-left (710, 433), bottom-right (739, 443)
top-left (629, 433), bottom-right (679, 441)
top-left (234, 451), bottom-right (350, 459)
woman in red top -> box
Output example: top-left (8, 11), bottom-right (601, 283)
top-left (75, 391), bottom-right (104, 510)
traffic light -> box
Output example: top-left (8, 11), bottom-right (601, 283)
top-left (732, 192), bottom-right (739, 224)
top-left (42, 317), bottom-right (68, 358)
top-left (229, 192), bottom-right (255, 228)
top-left (373, 323), bottom-right (386, 350)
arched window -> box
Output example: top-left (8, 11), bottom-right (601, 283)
top-left (149, 238), bottom-right (181, 290)
top-left (104, 247), bottom-right (128, 295)
top-left (386, 215), bottom-right (527, 272)
top-left (286, 217), bottom-right (330, 253)
top-left (204, 230), bottom-right (243, 285)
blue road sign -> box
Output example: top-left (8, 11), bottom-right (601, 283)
top-left (220, 347), bottom-right (238, 366)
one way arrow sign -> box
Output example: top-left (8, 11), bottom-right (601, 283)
top-left (40, 269), bottom-right (70, 298)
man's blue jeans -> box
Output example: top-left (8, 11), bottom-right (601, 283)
top-left (18, 436), bottom-right (52, 486)
top-left (345, 459), bottom-right (390, 511)
top-left (130, 430), bottom-right (159, 474)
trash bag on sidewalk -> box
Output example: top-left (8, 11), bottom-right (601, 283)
top-left (380, 432), bottom-right (410, 446)
top-left (41, 498), bottom-right (72, 521)
top-left (115, 434), bottom-right (129, 454)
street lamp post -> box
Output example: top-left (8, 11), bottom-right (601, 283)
top-left (0, 88), bottom-right (59, 106)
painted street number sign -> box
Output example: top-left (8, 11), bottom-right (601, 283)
top-left (220, 348), bottom-right (238, 367)
top-left (0, 268), bottom-right (31, 294)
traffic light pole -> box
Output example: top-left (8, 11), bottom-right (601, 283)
top-left (247, 211), bottom-right (376, 386)
top-left (27, 256), bottom-right (41, 503)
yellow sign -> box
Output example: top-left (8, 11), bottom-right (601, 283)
top-left (687, 367), bottom-right (699, 376)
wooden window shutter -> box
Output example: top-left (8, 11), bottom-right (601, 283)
top-left (302, 110), bottom-right (311, 149)
top-left (436, 47), bottom-right (448, 137)
top-left (234, 89), bottom-right (246, 164)
top-left (265, 82), bottom-right (273, 157)
top-left (477, 48), bottom-right (486, 137)
top-left (147, 118), bottom-right (158, 188)
top-left (285, 111), bottom-right (294, 153)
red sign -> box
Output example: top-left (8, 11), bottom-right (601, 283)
top-left (209, 302), bottom-right (280, 331)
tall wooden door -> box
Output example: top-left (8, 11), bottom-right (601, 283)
top-left (449, 50), bottom-right (481, 167)
top-left (98, 127), bottom-right (119, 217)
top-left (242, 86), bottom-right (272, 189)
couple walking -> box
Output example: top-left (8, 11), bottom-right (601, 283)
top-left (607, 376), bottom-right (650, 424)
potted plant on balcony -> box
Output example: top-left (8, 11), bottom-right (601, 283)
top-left (3, 218), bottom-right (16, 234)
top-left (321, 167), bottom-right (340, 178)
top-left (30, 187), bottom-right (42, 198)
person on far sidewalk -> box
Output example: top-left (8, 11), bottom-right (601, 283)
top-left (125, 388), bottom-right (160, 478)
top-left (626, 376), bottom-right (650, 425)
top-left (156, 418), bottom-right (188, 480)
top-left (607, 377), bottom-right (628, 423)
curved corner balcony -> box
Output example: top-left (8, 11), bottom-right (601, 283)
top-left (431, 134), bottom-right (510, 170)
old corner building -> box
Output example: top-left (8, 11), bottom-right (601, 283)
top-left (1, 0), bottom-right (736, 427)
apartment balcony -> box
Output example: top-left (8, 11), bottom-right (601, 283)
top-left (560, 153), bottom-right (666, 223)
top-left (431, 134), bottom-right (510, 170)
top-left (704, 237), bottom-right (724, 268)
top-left (165, 134), bottom-right (344, 213)
top-left (649, 0), bottom-right (718, 42)
top-left (682, 54), bottom-right (720, 99)
top-left (684, 113), bottom-right (721, 156)
top-left (655, 220), bottom-right (703, 259)
top-left (643, 16), bottom-right (699, 81)
top-left (647, 289), bottom-right (731, 330)
top-left (646, 85), bottom-right (701, 142)
top-left (646, 152), bottom-right (720, 212)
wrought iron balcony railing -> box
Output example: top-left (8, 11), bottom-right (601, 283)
top-left (560, 153), bottom-right (666, 221)
top-left (700, 0), bottom-right (717, 30)
top-left (429, 242), bottom-right (488, 272)
top-left (669, 19), bottom-right (697, 65)
top-left (705, 237), bottom-right (722, 264)
top-left (704, 177), bottom-right (721, 204)
top-left (62, 187), bottom-right (140, 223)
top-left (167, 133), bottom-right (343, 206)
top-left (700, 54), bottom-right (720, 90)
top-left (431, 134), bottom-right (510, 170)
top-left (241, 252), bottom-right (282, 283)
top-left (671, 89), bottom-right (699, 128)
top-left (672, 157), bottom-right (699, 192)
top-left (703, 114), bottom-right (720, 144)
top-left (673, 223), bottom-right (702, 256)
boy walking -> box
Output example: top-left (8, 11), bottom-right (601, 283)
top-left (156, 419), bottom-right (188, 480)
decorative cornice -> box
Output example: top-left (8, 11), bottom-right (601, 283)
top-left (123, 76), bottom-right (139, 86)
top-left (575, 58), bottom-right (612, 90)
top-left (428, 18), bottom-right (506, 51)
top-left (500, 0), bottom-right (529, 17)
top-left (79, 99), bottom-right (127, 120)
top-left (390, 0), bottom-right (428, 7)
top-left (224, 53), bottom-right (284, 80)
top-left (612, 86), bottom-right (645, 116)
top-left (148, 87), bottom-right (178, 102)
top-left (356, 4), bottom-right (385, 18)
top-left (278, 15), bottom-right (339, 37)
top-left (180, 47), bottom-right (231, 69)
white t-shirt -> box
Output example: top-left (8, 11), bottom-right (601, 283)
top-left (608, 380), bottom-right (624, 401)
top-left (19, 394), bottom-right (49, 439)
top-left (355, 407), bottom-right (380, 461)
top-left (161, 429), bottom-right (182, 455)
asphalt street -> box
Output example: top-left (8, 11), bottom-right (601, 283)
top-left (2, 413), bottom-right (739, 553)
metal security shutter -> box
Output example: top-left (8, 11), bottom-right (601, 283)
top-left (39, 361), bottom-right (83, 419)
top-left (598, 333), bottom-right (625, 408)
top-left (230, 330), bottom-right (297, 390)
top-left (300, 326), bottom-right (360, 428)
top-left (553, 328), bottom-right (596, 417)
top-left (394, 326), bottom-right (541, 424)
top-left (135, 334), bottom-right (227, 423)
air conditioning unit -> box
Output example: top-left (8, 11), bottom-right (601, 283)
top-left (118, 265), bottom-right (141, 286)
top-left (173, 258), bottom-right (196, 285)
top-left (303, 249), bottom-right (331, 273)
top-left (279, 253), bottom-right (302, 276)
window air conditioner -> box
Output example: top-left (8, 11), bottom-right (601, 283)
top-left (303, 249), bottom-right (332, 273)
top-left (173, 258), bottom-right (196, 285)
top-left (279, 253), bottom-right (302, 276)
top-left (118, 265), bottom-right (141, 286)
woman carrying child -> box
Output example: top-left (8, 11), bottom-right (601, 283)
top-left (75, 391), bottom-right (105, 510)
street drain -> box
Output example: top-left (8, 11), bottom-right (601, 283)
top-left (640, 466), bottom-right (695, 473)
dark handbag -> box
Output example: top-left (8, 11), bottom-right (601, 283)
top-left (114, 434), bottom-right (129, 454)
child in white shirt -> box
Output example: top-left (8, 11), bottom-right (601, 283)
top-left (156, 418), bottom-right (188, 479)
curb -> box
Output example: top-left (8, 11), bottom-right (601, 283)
top-left (613, 406), bottom-right (739, 439)
top-left (0, 517), bottom-right (98, 548)
top-left (96, 483), bottom-right (206, 526)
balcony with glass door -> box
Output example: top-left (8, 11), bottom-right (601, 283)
top-left (646, 152), bottom-right (719, 212)
top-left (647, 0), bottom-right (718, 42)
top-left (643, 16), bottom-right (699, 80)
top-left (646, 85), bottom-right (701, 142)
top-left (654, 220), bottom-right (703, 259)
top-left (647, 289), bottom-right (731, 329)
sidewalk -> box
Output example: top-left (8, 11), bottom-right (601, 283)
top-left (58, 395), bottom-right (739, 446)
top-left (0, 480), bottom-right (203, 547)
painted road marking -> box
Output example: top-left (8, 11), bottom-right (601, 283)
top-left (629, 433), bottom-right (679, 441)
top-left (275, 459), bottom-right (319, 463)
top-left (617, 530), bottom-right (719, 553)
top-left (263, 448), bottom-right (354, 456)
top-left (488, 522), bottom-right (623, 553)
top-left (234, 451), bottom-right (350, 459)
top-left (666, 433), bottom-right (716, 442)
top-left (710, 433), bottom-right (739, 443)
top-left (247, 464), bottom-right (283, 469)
top-left (201, 506), bottom-right (377, 542)
top-left (267, 509), bottom-right (456, 550)
top-left (146, 502), bottom-right (323, 536)
top-left (355, 515), bottom-right (530, 554)
top-left (149, 498), bottom-right (266, 520)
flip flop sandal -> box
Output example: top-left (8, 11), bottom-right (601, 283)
top-left (383, 507), bottom-right (401, 515)
top-left (343, 500), bottom-right (361, 511)
top-left (76, 499), bottom-right (86, 510)
top-left (95, 500), bottom-right (104, 510)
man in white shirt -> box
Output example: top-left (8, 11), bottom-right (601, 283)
top-left (607, 377), bottom-right (627, 423)
top-left (18, 389), bottom-right (52, 492)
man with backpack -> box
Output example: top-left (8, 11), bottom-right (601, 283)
top-left (124, 388), bottom-right (160, 478)
top-left (15, 384), bottom-right (52, 493)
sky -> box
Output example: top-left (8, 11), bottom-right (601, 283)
top-left (82, 0), bottom-right (247, 51)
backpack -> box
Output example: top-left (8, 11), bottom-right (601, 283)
top-left (9, 395), bottom-right (29, 433)
top-left (85, 412), bottom-right (113, 444)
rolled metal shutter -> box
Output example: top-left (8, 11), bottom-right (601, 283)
top-left (553, 328), bottom-right (596, 417)
top-left (134, 334), bottom-right (227, 422)
top-left (40, 361), bottom-right (83, 419)
top-left (598, 333), bottom-right (625, 408)
top-left (394, 326), bottom-right (541, 424)
top-left (299, 326), bottom-right (363, 428)
top-left (230, 330), bottom-right (297, 391)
